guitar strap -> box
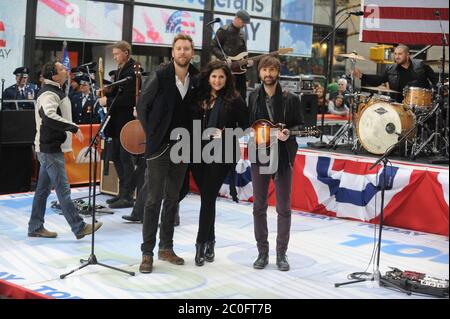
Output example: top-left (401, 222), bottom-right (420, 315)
top-left (264, 96), bottom-right (275, 122)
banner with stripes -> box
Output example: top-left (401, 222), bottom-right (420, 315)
top-left (360, 0), bottom-right (449, 45)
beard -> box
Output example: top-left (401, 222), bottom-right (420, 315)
top-left (174, 56), bottom-right (190, 68)
top-left (263, 76), bottom-right (277, 86)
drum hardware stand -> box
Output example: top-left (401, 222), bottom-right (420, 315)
top-left (411, 11), bottom-right (449, 163)
top-left (327, 89), bottom-right (359, 154)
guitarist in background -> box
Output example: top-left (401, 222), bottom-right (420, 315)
top-left (211, 9), bottom-right (252, 203)
top-left (211, 9), bottom-right (253, 101)
top-left (248, 56), bottom-right (303, 272)
top-left (98, 41), bottom-right (136, 209)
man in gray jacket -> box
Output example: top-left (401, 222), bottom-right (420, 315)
top-left (28, 61), bottom-right (102, 240)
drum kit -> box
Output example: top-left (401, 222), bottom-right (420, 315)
top-left (326, 53), bottom-right (449, 161)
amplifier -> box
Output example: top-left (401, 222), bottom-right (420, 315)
top-left (0, 110), bottom-right (36, 144)
top-left (100, 160), bottom-right (119, 196)
top-left (279, 75), bottom-right (315, 94)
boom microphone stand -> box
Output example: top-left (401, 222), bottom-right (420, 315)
top-left (60, 87), bottom-right (135, 279)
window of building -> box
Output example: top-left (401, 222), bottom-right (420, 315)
top-left (133, 6), bottom-right (204, 48)
top-left (279, 23), bottom-right (314, 57)
top-left (212, 14), bottom-right (271, 53)
top-left (281, 0), bottom-right (314, 23)
top-left (0, 0), bottom-right (28, 88)
top-left (36, 0), bottom-right (123, 42)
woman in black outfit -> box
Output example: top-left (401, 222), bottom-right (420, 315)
top-left (191, 60), bottom-right (248, 266)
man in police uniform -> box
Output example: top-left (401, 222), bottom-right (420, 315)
top-left (69, 75), bottom-right (100, 124)
top-left (210, 9), bottom-right (253, 100)
top-left (3, 67), bottom-right (38, 109)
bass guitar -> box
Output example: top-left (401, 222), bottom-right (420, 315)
top-left (251, 119), bottom-right (320, 149)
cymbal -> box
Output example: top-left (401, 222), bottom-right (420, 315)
top-left (423, 60), bottom-right (449, 66)
top-left (335, 53), bottom-right (371, 62)
top-left (361, 86), bottom-right (400, 94)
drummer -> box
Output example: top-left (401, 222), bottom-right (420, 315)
top-left (353, 44), bottom-right (438, 103)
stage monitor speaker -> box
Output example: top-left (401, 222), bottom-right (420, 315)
top-left (0, 110), bottom-right (36, 144)
top-left (300, 93), bottom-right (318, 127)
top-left (0, 145), bottom-right (32, 194)
top-left (100, 160), bottom-right (119, 196)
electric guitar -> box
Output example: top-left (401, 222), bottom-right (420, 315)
top-left (251, 119), bottom-right (320, 149)
top-left (228, 48), bottom-right (293, 74)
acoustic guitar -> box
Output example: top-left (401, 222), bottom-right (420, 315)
top-left (119, 62), bottom-right (146, 155)
top-left (251, 119), bottom-right (320, 149)
top-left (228, 48), bottom-right (293, 74)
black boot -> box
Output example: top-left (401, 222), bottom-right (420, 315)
top-left (276, 254), bottom-right (290, 271)
top-left (253, 252), bottom-right (269, 269)
top-left (205, 241), bottom-right (215, 262)
top-left (195, 243), bottom-right (206, 266)
top-left (106, 195), bottom-right (121, 204)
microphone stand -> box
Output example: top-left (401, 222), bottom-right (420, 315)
top-left (334, 109), bottom-right (437, 294)
top-left (60, 87), bottom-right (135, 279)
top-left (208, 22), bottom-right (228, 62)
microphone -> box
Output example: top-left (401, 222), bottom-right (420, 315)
top-left (104, 76), bottom-right (133, 88)
top-left (206, 17), bottom-right (221, 26)
top-left (385, 123), bottom-right (396, 134)
top-left (77, 61), bottom-right (97, 69)
top-left (347, 11), bottom-right (364, 16)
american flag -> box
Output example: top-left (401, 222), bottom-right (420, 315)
top-left (360, 0), bottom-right (449, 45)
top-left (62, 41), bottom-right (70, 95)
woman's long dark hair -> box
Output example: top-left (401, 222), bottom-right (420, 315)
top-left (198, 60), bottom-right (239, 107)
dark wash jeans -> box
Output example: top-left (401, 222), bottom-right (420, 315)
top-left (250, 164), bottom-right (293, 255)
top-left (141, 147), bottom-right (187, 256)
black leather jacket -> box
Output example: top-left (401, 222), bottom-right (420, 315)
top-left (362, 59), bottom-right (437, 101)
top-left (211, 24), bottom-right (247, 60)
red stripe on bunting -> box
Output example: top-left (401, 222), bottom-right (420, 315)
top-left (364, 7), bottom-right (449, 20)
top-left (361, 30), bottom-right (449, 45)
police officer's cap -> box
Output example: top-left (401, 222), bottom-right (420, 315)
top-left (236, 10), bottom-right (250, 23)
top-left (13, 67), bottom-right (30, 77)
top-left (75, 75), bottom-right (93, 85)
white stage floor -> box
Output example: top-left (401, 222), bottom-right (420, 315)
top-left (0, 188), bottom-right (448, 299)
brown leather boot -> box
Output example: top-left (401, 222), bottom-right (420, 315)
top-left (158, 249), bottom-right (184, 265)
top-left (139, 255), bottom-right (153, 273)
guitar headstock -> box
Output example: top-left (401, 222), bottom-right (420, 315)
top-left (134, 62), bottom-right (142, 78)
top-left (98, 58), bottom-right (104, 97)
top-left (277, 48), bottom-right (293, 55)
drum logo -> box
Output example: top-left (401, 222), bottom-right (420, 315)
top-left (165, 10), bottom-right (196, 36)
top-left (375, 107), bottom-right (388, 115)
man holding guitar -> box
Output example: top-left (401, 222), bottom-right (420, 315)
top-left (98, 41), bottom-right (136, 209)
top-left (248, 56), bottom-right (304, 272)
top-left (211, 9), bottom-right (253, 100)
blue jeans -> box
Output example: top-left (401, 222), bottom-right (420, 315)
top-left (28, 152), bottom-right (85, 235)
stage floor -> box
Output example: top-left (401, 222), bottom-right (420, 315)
top-left (0, 188), bottom-right (448, 299)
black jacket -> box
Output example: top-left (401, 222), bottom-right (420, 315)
top-left (136, 62), bottom-right (199, 158)
top-left (248, 84), bottom-right (303, 172)
top-left (193, 95), bottom-right (249, 164)
top-left (211, 24), bottom-right (247, 60)
top-left (362, 59), bottom-right (437, 101)
top-left (104, 58), bottom-right (137, 137)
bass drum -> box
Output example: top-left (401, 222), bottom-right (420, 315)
top-left (356, 101), bottom-right (415, 154)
